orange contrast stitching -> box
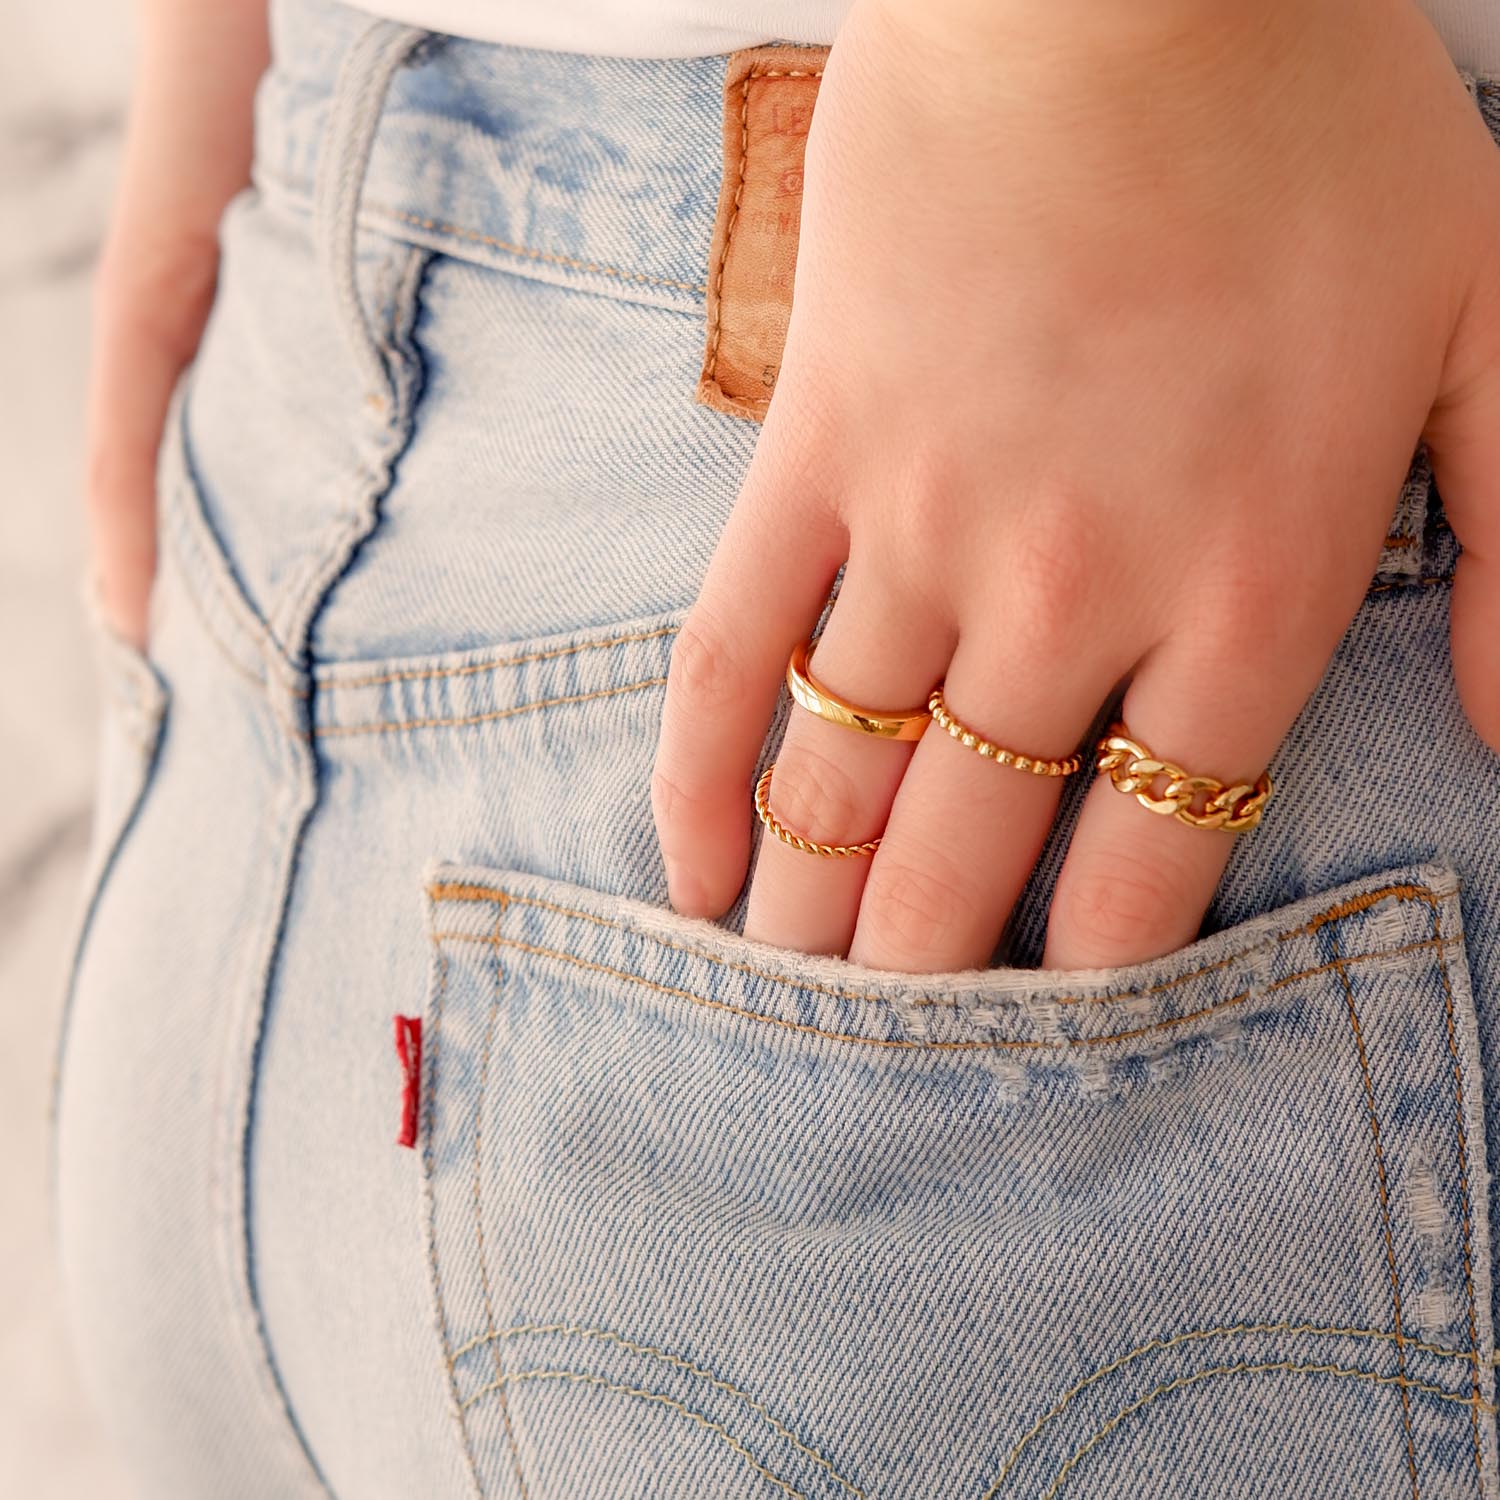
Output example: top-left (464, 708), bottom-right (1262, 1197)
top-left (312, 674), bottom-right (668, 738)
top-left (980, 1318), bottom-right (1485, 1498)
top-left (1368, 576), bottom-right (1452, 594)
top-left (703, 65), bottom-right (825, 408)
top-left (321, 624), bottom-right (678, 691)
top-left (461, 1369), bottom-right (805, 1498)
top-left (451, 1322), bottom-right (867, 1500)
top-left (1434, 901), bottom-right (1488, 1487)
top-left (471, 898), bottom-right (527, 1497)
top-left (427, 881), bottom-right (1459, 1014)
top-left (422, 929), bottom-right (1428, 1051)
top-left (1040, 1361), bottom-right (1494, 1500)
top-left (1331, 925), bottom-right (1420, 1498)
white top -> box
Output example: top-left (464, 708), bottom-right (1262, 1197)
top-left (346, 0), bottom-right (1500, 70)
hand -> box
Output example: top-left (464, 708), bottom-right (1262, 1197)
top-left (85, 0), bottom-right (267, 649)
top-left (652, 0), bottom-right (1500, 972)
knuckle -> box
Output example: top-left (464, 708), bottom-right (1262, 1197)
top-left (649, 762), bottom-right (714, 846)
top-left (767, 744), bottom-right (867, 845)
top-left (666, 612), bottom-right (747, 715)
top-left (859, 852), bottom-right (975, 961)
top-left (1051, 845), bottom-right (1193, 966)
top-left (1001, 498), bottom-right (1101, 645)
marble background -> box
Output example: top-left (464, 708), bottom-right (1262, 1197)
top-left (0, 0), bottom-right (139, 1492)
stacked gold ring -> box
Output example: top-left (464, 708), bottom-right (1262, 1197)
top-left (927, 687), bottom-right (1084, 777)
top-left (1095, 723), bottom-right (1272, 832)
top-left (784, 639), bottom-right (931, 741)
top-left (753, 763), bottom-right (883, 858)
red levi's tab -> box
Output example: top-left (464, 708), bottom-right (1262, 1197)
top-left (394, 1015), bottom-right (422, 1149)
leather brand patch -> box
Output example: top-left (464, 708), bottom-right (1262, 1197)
top-left (697, 44), bottom-right (829, 423)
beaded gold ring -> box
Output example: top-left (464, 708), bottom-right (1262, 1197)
top-left (927, 688), bottom-right (1084, 777)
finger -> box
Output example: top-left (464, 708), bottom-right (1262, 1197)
top-left (845, 625), bottom-right (1124, 973)
top-left (85, 243), bottom-right (219, 648)
top-left (652, 461), bottom-right (846, 918)
top-left (742, 560), bottom-right (953, 957)
top-left (1044, 621), bottom-right (1328, 969)
top-left (1428, 232), bottom-right (1500, 752)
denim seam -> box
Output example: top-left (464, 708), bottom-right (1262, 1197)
top-left (1434, 898), bottom-right (1489, 1487)
top-left (1039, 1361), bottom-right (1495, 1500)
top-left (421, 939), bottom-right (486, 1498)
top-left (428, 881), bottom-right (1459, 1013)
top-left (1330, 925), bottom-right (1421, 1497)
top-left (211, 685), bottom-right (332, 1500)
top-left (425, 928), bottom-right (1429, 1052)
top-left (450, 1322), bottom-right (867, 1500)
top-left (472, 899), bottom-right (528, 1498)
top-left (312, 674), bottom-right (669, 738)
top-left (982, 1320), bottom-right (1490, 1497)
top-left (458, 1369), bottom-right (806, 1498)
top-left (160, 386), bottom-right (307, 695)
top-left (267, 242), bottom-right (432, 655)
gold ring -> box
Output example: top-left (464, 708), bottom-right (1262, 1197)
top-left (927, 687), bottom-right (1084, 776)
top-left (753, 763), bottom-right (882, 857)
top-left (785, 639), bottom-right (932, 741)
top-left (1095, 722), bottom-right (1272, 831)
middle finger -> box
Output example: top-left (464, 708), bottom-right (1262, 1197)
top-left (743, 561), bottom-right (954, 957)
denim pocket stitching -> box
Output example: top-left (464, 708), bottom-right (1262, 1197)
top-left (434, 881), bottom-right (1462, 1013)
top-left (1039, 1360), bottom-right (1493, 1500)
top-left (421, 941), bottom-right (486, 1499)
top-left (1431, 898), bottom-right (1489, 1485)
top-left (311, 673), bottom-right (668, 738)
top-left (320, 624), bottom-right (679, 691)
top-left (471, 899), bottom-right (529, 1498)
top-left (982, 1319), bottom-right (1492, 1498)
top-left (449, 1322), bottom-right (868, 1500)
top-left (460, 1369), bottom-right (808, 1498)
top-left (426, 923), bottom-right (1457, 1054)
top-left (1330, 923), bottom-right (1422, 1494)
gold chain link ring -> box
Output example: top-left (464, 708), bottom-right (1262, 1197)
top-left (1095, 723), bottom-right (1273, 831)
top-left (927, 688), bottom-right (1084, 777)
top-left (753, 763), bottom-right (882, 858)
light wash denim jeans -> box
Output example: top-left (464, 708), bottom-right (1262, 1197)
top-left (50, 2), bottom-right (1500, 1496)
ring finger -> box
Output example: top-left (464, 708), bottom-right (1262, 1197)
top-left (846, 626), bottom-right (1131, 972)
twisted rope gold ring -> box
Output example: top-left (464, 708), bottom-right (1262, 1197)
top-left (753, 763), bottom-right (883, 858)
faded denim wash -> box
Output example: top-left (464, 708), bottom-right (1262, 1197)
top-left (51, 2), bottom-right (1500, 1496)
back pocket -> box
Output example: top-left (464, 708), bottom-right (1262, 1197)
top-left (417, 858), bottom-right (1496, 1500)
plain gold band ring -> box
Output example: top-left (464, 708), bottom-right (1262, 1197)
top-left (785, 639), bottom-right (933, 741)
